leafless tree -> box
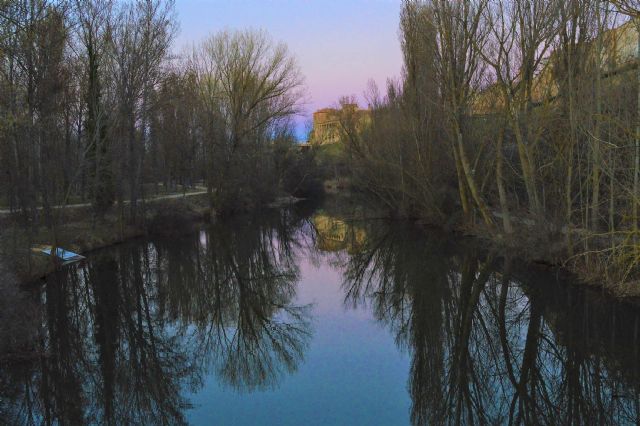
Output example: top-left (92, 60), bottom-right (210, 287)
top-left (189, 29), bottom-right (304, 212)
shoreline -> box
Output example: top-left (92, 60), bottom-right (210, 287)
top-left (4, 194), bottom-right (212, 285)
top-left (417, 218), bottom-right (640, 307)
top-left (10, 193), bottom-right (309, 285)
top-left (6, 192), bottom-right (640, 309)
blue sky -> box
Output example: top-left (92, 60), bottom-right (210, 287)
top-left (174, 0), bottom-right (404, 140)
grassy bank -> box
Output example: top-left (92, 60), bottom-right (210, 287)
top-left (322, 183), bottom-right (640, 304)
top-left (423, 216), bottom-right (640, 303)
top-left (0, 194), bottom-right (212, 284)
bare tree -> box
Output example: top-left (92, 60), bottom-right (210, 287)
top-left (110, 0), bottom-right (176, 222)
top-left (74, 0), bottom-right (115, 219)
top-left (190, 29), bottom-right (304, 212)
top-left (432, 0), bottom-right (495, 226)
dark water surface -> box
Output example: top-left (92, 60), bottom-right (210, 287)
top-left (3, 202), bottom-right (640, 425)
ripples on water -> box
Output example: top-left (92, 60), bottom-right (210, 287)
top-left (1, 202), bottom-right (640, 425)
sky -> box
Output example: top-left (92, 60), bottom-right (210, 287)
top-left (174, 0), bottom-right (404, 140)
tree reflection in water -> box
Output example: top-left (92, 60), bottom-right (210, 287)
top-left (156, 212), bottom-right (312, 392)
top-left (339, 221), bottom-right (640, 425)
top-left (0, 210), bottom-right (312, 425)
top-left (4, 207), bottom-right (640, 425)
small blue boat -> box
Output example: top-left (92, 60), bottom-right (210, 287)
top-left (32, 246), bottom-right (86, 265)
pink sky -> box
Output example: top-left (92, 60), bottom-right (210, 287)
top-left (175, 0), bottom-right (404, 139)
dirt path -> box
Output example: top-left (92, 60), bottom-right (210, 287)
top-left (0, 189), bottom-right (208, 215)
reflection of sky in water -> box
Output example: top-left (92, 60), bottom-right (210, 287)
top-left (185, 249), bottom-right (411, 426)
top-left (7, 210), bottom-right (640, 425)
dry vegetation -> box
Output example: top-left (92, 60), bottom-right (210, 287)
top-left (0, 0), bottom-right (320, 278)
top-left (0, 194), bottom-right (210, 281)
top-left (338, 0), bottom-right (640, 293)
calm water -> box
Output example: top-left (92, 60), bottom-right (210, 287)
top-left (2, 202), bottom-right (640, 425)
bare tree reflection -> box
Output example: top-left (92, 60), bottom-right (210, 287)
top-left (0, 209), bottom-right (312, 424)
top-left (339, 221), bottom-right (640, 425)
top-left (154, 211), bottom-right (312, 391)
top-left (6, 207), bottom-right (640, 425)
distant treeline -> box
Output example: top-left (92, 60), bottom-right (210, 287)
top-left (0, 0), bottom-right (313, 228)
top-left (340, 0), bottom-right (640, 285)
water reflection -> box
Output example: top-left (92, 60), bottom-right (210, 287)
top-left (2, 206), bottom-right (640, 424)
top-left (0, 210), bottom-right (312, 425)
top-left (155, 214), bottom-right (311, 392)
top-left (312, 214), bottom-right (367, 254)
top-left (338, 220), bottom-right (640, 425)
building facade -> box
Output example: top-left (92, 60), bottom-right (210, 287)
top-left (309, 104), bottom-right (371, 145)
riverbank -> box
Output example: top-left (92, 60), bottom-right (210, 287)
top-left (421, 216), bottom-right (640, 305)
top-left (5, 186), bottom-right (639, 307)
top-left (6, 200), bottom-right (640, 424)
top-left (2, 192), bottom-right (316, 284)
top-left (321, 185), bottom-right (640, 304)
top-left (1, 194), bottom-right (212, 284)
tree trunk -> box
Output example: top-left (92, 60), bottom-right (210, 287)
top-left (496, 126), bottom-right (513, 234)
top-left (591, 14), bottom-right (604, 231)
top-left (453, 146), bottom-right (471, 221)
top-left (455, 131), bottom-right (494, 228)
top-left (634, 20), bottom-right (640, 236)
top-left (512, 113), bottom-right (540, 218)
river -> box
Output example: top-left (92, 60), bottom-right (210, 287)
top-left (1, 200), bottom-right (640, 425)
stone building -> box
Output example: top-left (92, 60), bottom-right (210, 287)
top-left (471, 21), bottom-right (639, 115)
top-left (309, 103), bottom-right (371, 145)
